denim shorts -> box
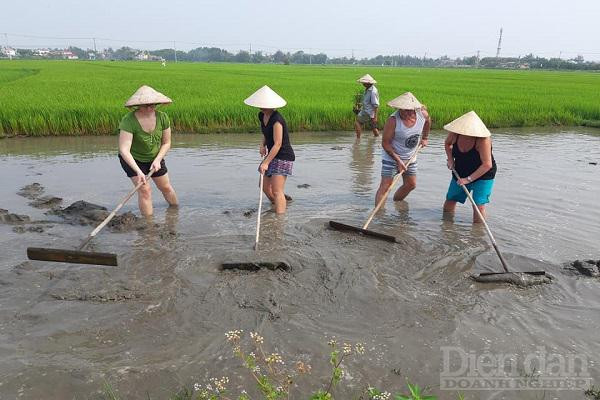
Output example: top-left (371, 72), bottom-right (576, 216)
top-left (446, 178), bottom-right (494, 205)
top-left (381, 158), bottom-right (417, 177)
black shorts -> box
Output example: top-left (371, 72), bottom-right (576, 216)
top-left (118, 155), bottom-right (168, 178)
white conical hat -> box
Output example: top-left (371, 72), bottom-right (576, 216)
top-left (444, 111), bottom-right (491, 138)
top-left (244, 85), bottom-right (287, 109)
top-left (387, 92), bottom-right (422, 110)
top-left (124, 85), bottom-right (172, 107)
top-left (357, 74), bottom-right (377, 84)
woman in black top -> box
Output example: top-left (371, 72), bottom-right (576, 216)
top-left (443, 111), bottom-right (497, 223)
top-left (244, 85), bottom-right (295, 214)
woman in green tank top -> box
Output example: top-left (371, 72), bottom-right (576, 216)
top-left (118, 85), bottom-right (178, 216)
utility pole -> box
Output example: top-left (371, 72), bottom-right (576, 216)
top-left (4, 33), bottom-right (11, 60)
top-left (173, 41), bottom-right (177, 63)
top-left (559, 51), bottom-right (562, 59)
top-left (495, 27), bottom-right (503, 58)
top-left (93, 38), bottom-right (97, 59)
top-left (309, 54), bottom-right (312, 65)
top-left (476, 50), bottom-right (480, 67)
top-left (249, 43), bottom-right (252, 54)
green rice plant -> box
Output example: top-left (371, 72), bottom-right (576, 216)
top-left (1, 60), bottom-right (600, 137)
top-left (353, 90), bottom-right (363, 115)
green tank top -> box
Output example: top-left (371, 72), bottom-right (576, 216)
top-left (119, 111), bottom-right (170, 162)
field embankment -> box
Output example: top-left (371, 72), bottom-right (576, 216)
top-left (1, 60), bottom-right (600, 137)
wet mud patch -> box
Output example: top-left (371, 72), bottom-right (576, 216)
top-left (8, 261), bottom-right (149, 304)
top-left (242, 208), bottom-right (257, 217)
top-left (50, 286), bottom-right (144, 302)
top-left (29, 195), bottom-right (63, 209)
top-left (0, 209), bottom-right (30, 224)
top-left (17, 183), bottom-right (63, 210)
top-left (236, 291), bottom-right (282, 321)
top-left (49, 200), bottom-right (142, 232)
top-left (210, 267), bottom-right (290, 321)
top-left (12, 225), bottom-right (47, 233)
top-left (15, 184), bottom-right (141, 232)
top-left (17, 183), bottom-right (45, 200)
top-left (567, 259), bottom-right (600, 277)
top-left (1, 208), bottom-right (52, 233)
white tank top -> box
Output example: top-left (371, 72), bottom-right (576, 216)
top-left (382, 110), bottom-right (425, 162)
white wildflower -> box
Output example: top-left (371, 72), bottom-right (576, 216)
top-left (355, 343), bottom-right (365, 355)
top-left (250, 332), bottom-right (264, 344)
top-left (343, 342), bottom-right (352, 355)
top-left (266, 353), bottom-right (284, 365)
top-left (225, 329), bottom-right (243, 342)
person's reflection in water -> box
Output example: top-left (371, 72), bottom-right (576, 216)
top-left (350, 137), bottom-right (376, 198)
top-left (442, 209), bottom-right (455, 224)
top-left (135, 206), bottom-right (179, 249)
top-left (440, 210), bottom-right (488, 249)
top-left (393, 200), bottom-right (411, 224)
top-left (163, 206), bottom-right (179, 242)
top-left (257, 211), bottom-right (286, 250)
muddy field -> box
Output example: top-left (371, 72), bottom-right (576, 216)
top-left (0, 129), bottom-right (599, 399)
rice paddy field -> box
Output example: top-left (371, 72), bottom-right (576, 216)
top-left (1, 60), bottom-right (600, 137)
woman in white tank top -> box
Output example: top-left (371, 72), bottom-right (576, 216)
top-left (375, 92), bottom-right (431, 206)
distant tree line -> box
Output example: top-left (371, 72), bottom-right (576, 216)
top-left (7, 45), bottom-right (600, 70)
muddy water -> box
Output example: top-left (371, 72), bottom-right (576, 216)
top-left (0, 129), bottom-right (599, 399)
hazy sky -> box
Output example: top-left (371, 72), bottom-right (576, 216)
top-left (4, 0), bottom-right (600, 60)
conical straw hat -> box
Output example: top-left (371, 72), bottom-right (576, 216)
top-left (244, 85), bottom-right (287, 109)
top-left (357, 74), bottom-right (377, 84)
top-left (443, 111), bottom-right (491, 138)
top-left (124, 85), bottom-right (172, 107)
top-left (387, 92), bottom-right (422, 110)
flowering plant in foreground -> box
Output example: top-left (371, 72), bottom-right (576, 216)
top-left (189, 330), bottom-right (369, 400)
top-left (182, 330), bottom-right (449, 400)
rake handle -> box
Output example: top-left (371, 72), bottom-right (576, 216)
top-left (78, 170), bottom-right (155, 251)
top-left (254, 171), bottom-right (265, 251)
top-left (254, 152), bottom-right (268, 251)
top-left (362, 145), bottom-right (422, 230)
top-left (451, 168), bottom-right (510, 273)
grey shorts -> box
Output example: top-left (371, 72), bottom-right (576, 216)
top-left (381, 158), bottom-right (417, 177)
top-left (357, 110), bottom-right (371, 123)
top-left (357, 110), bottom-right (375, 128)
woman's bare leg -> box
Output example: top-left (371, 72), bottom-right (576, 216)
top-left (393, 174), bottom-right (417, 201)
top-left (152, 173), bottom-right (178, 206)
top-left (473, 204), bottom-right (486, 224)
top-left (375, 177), bottom-right (393, 206)
top-left (269, 175), bottom-right (288, 214)
top-left (131, 177), bottom-right (153, 216)
top-left (262, 176), bottom-right (275, 203)
top-left (443, 200), bottom-right (457, 221)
